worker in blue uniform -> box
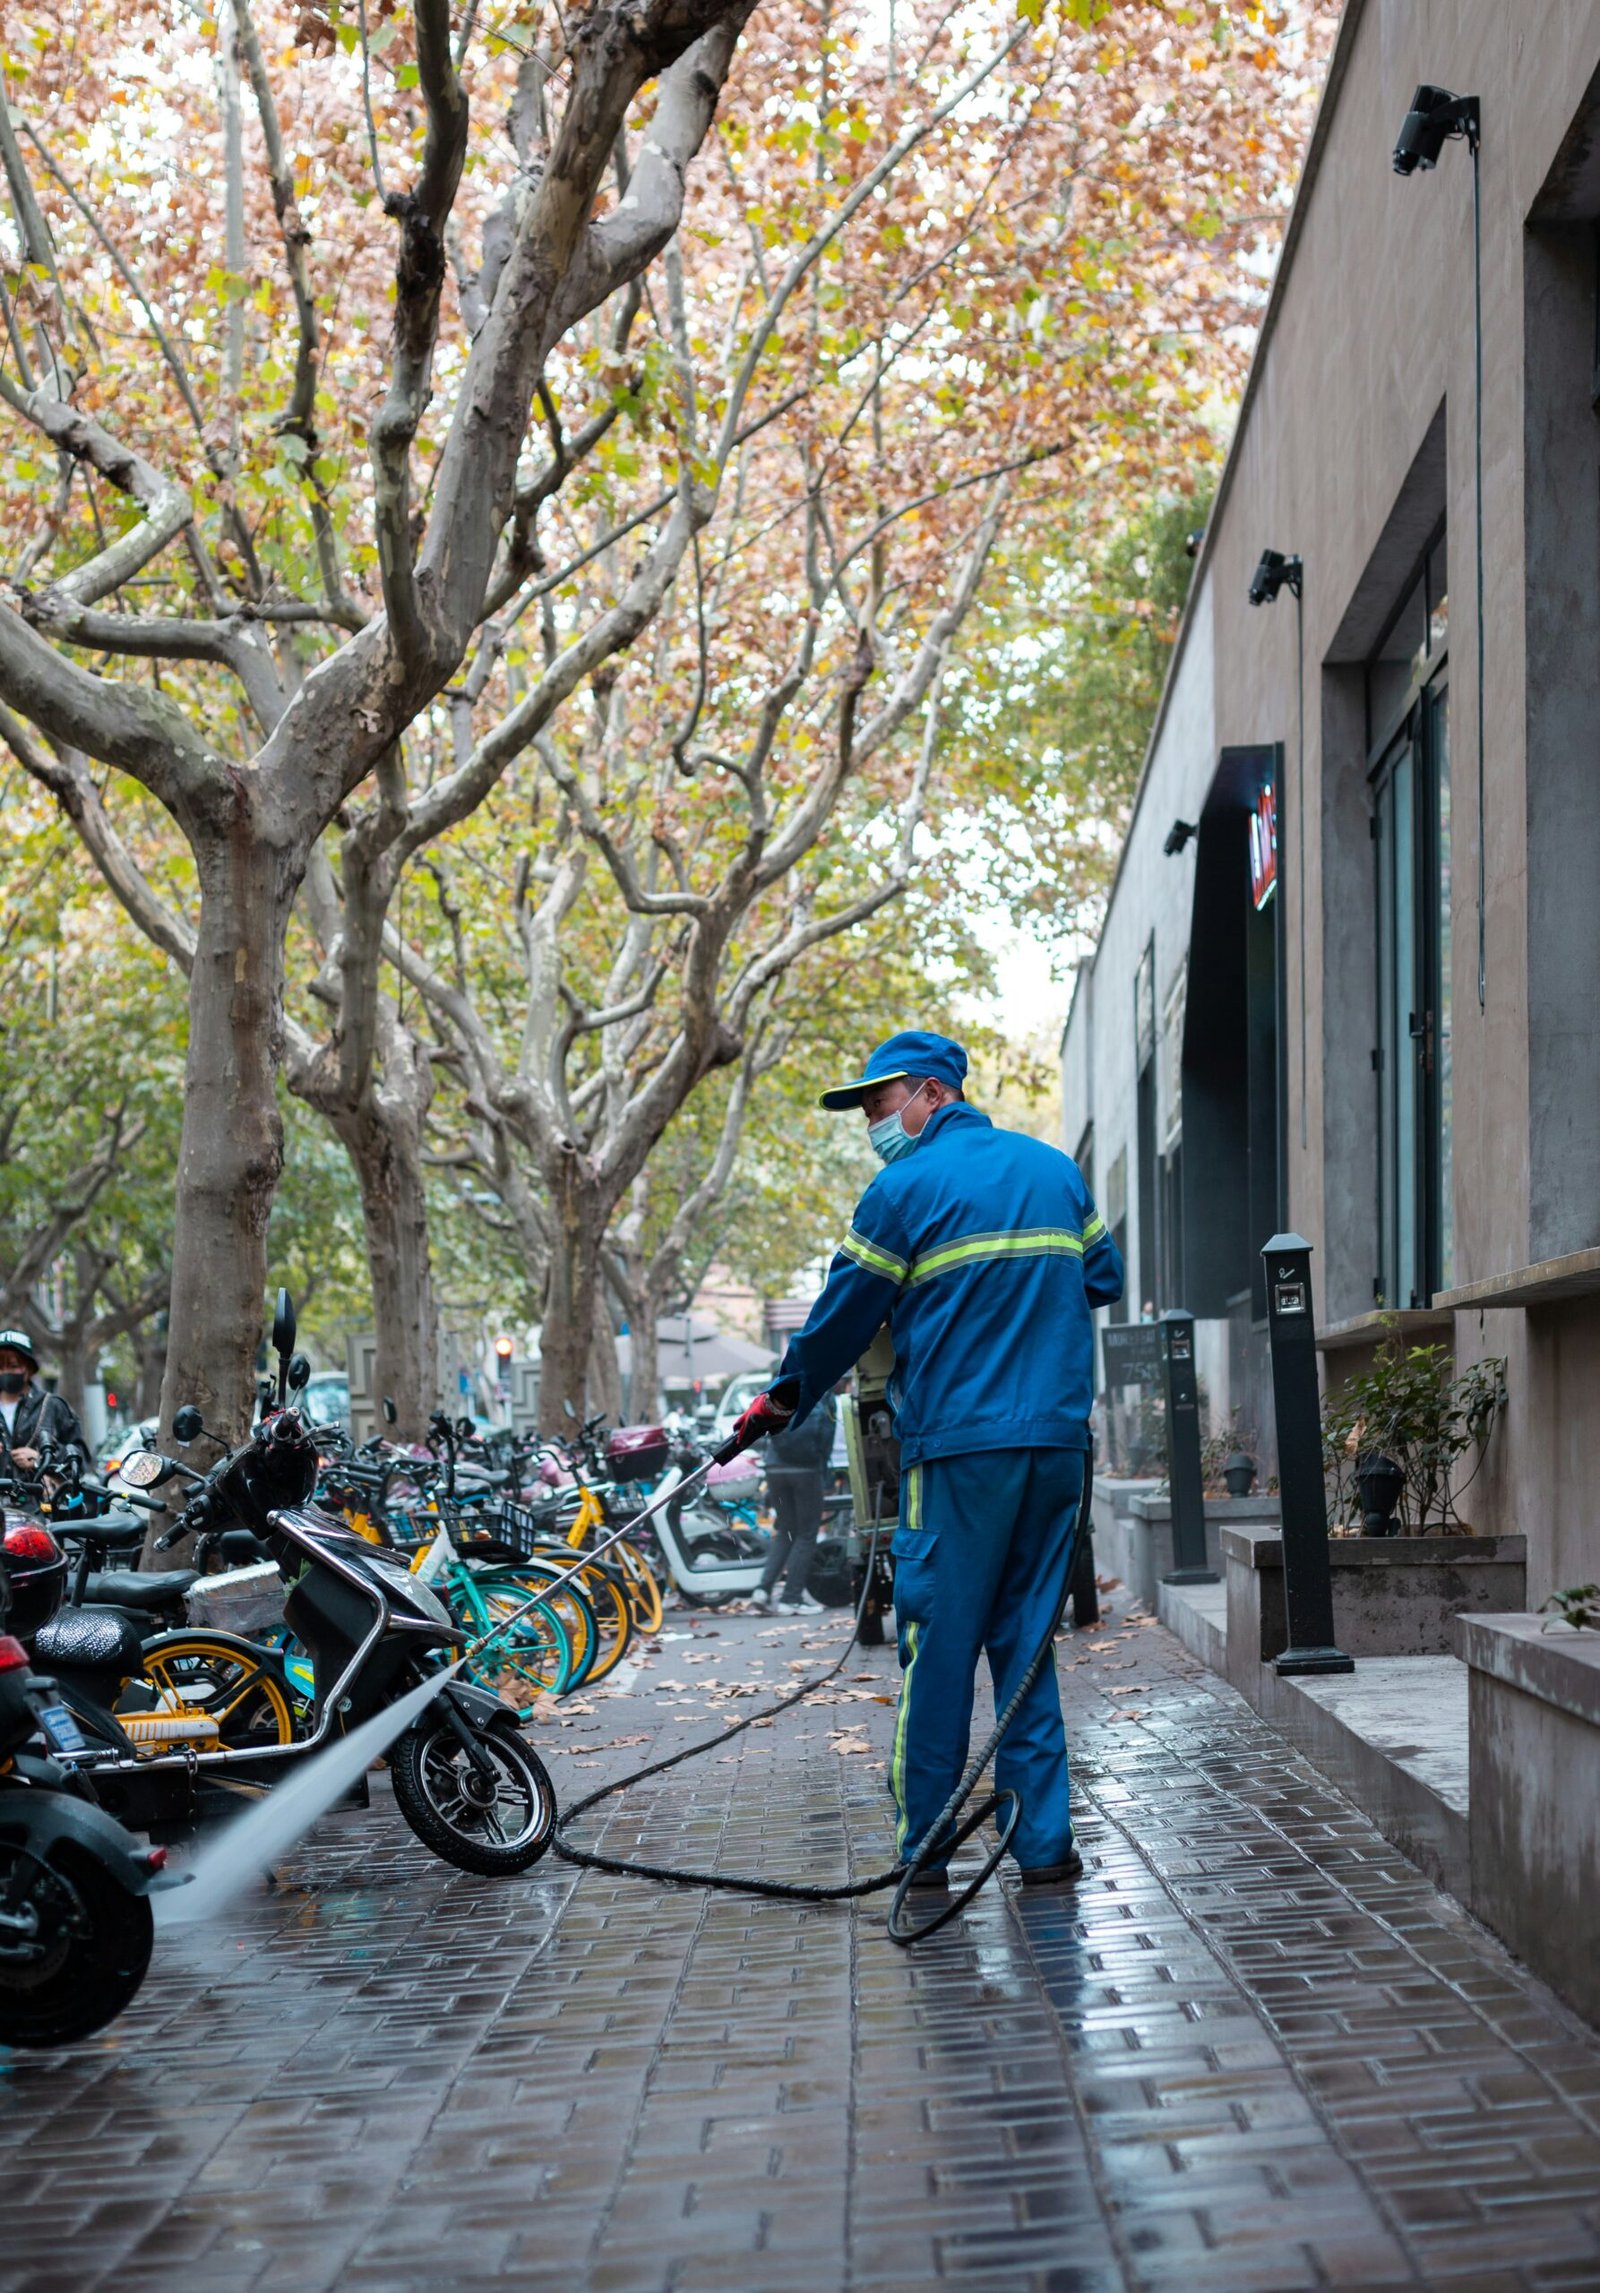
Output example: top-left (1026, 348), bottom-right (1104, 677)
top-left (735, 1029), bottom-right (1124, 1892)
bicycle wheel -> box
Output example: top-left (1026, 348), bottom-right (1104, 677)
top-left (470, 1585), bottom-right (574, 1701)
top-left (476, 1566), bottom-right (600, 1693)
top-left (123, 1631), bottom-right (297, 1750)
top-left (615, 1541), bottom-right (664, 1636)
top-left (565, 1561), bottom-right (633, 1684)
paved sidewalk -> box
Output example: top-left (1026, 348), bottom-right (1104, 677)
top-left (4, 1601), bottom-right (1600, 2293)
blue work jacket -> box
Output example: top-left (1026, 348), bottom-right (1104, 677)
top-left (778, 1103), bottom-right (1123, 1464)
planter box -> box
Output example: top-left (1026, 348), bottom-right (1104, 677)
top-left (1223, 1526), bottom-right (1528, 1688)
top-left (1459, 1614), bottom-right (1600, 2029)
top-left (1089, 1476), bottom-right (1164, 1595)
top-left (1120, 1494), bottom-right (1280, 1611)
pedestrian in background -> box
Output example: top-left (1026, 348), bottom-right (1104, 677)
top-left (0, 1329), bottom-right (89, 1473)
top-left (752, 1385), bottom-right (837, 1614)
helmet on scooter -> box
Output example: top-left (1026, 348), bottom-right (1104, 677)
top-left (0, 1521), bottom-right (67, 1641)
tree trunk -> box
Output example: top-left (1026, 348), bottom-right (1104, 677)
top-left (539, 1166), bottom-right (607, 1435)
top-left (157, 830), bottom-right (296, 1451)
top-left (55, 1318), bottom-right (91, 1420)
top-left (135, 1321), bottom-right (167, 1418)
top-left (589, 1288), bottom-right (624, 1425)
top-left (327, 1034), bottom-right (439, 1442)
top-left (627, 1283), bottom-right (661, 1424)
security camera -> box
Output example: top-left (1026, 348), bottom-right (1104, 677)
top-left (1393, 85), bottom-right (1479, 176)
top-left (1249, 549), bottom-right (1302, 607)
top-left (1183, 529), bottom-right (1205, 561)
top-left (1163, 820), bottom-right (1197, 857)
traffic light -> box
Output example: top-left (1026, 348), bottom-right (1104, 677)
top-left (494, 1336), bottom-right (513, 1370)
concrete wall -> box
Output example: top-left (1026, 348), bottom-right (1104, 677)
top-left (1067, 0), bottom-right (1600, 1603)
top-left (1061, 578), bottom-right (1214, 1306)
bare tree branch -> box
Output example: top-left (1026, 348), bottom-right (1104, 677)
top-left (0, 373), bottom-right (191, 607)
top-left (370, 0), bottom-right (468, 672)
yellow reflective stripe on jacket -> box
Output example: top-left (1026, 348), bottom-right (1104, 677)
top-left (906, 1227), bottom-right (1084, 1288)
top-left (840, 1227), bottom-right (909, 1284)
top-left (1083, 1211), bottom-right (1107, 1245)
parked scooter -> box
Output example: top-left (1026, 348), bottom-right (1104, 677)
top-left (54, 1292), bottom-right (556, 1874)
top-left (0, 1553), bottom-right (176, 2048)
top-left (641, 1441), bottom-right (774, 1607)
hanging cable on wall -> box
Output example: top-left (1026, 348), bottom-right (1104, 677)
top-left (1393, 85), bottom-right (1484, 1006)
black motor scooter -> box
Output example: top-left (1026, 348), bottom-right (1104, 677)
top-left (0, 1554), bottom-right (176, 2048)
top-left (58, 1292), bottom-right (557, 1876)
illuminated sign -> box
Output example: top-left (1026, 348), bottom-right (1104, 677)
top-left (1249, 781), bottom-right (1278, 910)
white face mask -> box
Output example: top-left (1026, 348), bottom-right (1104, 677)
top-left (867, 1082), bottom-right (933, 1164)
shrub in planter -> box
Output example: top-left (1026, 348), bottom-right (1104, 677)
top-left (1322, 1328), bottom-right (1505, 1534)
top-left (1200, 1406), bottom-right (1261, 1498)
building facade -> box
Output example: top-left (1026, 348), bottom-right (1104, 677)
top-left (1063, 0), bottom-right (1600, 1602)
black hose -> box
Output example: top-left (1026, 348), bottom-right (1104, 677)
top-left (551, 1458), bottom-right (1094, 1946)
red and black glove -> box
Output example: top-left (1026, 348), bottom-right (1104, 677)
top-left (720, 1377), bottom-right (801, 1464)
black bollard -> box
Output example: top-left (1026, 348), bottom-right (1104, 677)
top-left (1160, 1309), bottom-right (1219, 1585)
top-left (1262, 1234), bottom-right (1353, 1675)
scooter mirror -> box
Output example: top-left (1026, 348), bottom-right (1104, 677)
top-left (271, 1287), bottom-right (297, 1360)
top-left (383, 1396), bottom-right (398, 1425)
top-left (172, 1405), bottom-right (205, 1446)
top-left (287, 1352), bottom-right (312, 1390)
top-left (457, 1415), bottom-right (475, 1440)
top-left (119, 1449), bottom-right (176, 1489)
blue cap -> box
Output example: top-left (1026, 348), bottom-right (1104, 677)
top-left (818, 1030), bottom-right (968, 1111)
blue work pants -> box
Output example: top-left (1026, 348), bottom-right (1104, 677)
top-left (889, 1446), bottom-right (1085, 1872)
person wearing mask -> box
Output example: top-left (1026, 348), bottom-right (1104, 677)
top-left (752, 1383), bottom-right (838, 1615)
top-left (734, 1031), bottom-right (1123, 1892)
top-left (0, 1330), bottom-right (90, 1475)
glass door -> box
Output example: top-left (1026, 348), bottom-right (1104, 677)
top-left (1372, 675), bottom-right (1451, 1305)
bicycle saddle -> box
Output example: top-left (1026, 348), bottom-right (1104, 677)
top-left (82, 1568), bottom-right (199, 1609)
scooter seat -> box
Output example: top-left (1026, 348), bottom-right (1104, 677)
top-left (96, 1509), bottom-right (153, 1539)
top-left (83, 1568), bottom-right (199, 1610)
top-left (32, 1606), bottom-right (146, 1670)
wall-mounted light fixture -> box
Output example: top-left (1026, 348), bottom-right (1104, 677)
top-left (1248, 549), bottom-right (1302, 607)
top-left (1249, 547), bottom-right (1307, 1150)
top-left (1163, 819), bottom-right (1197, 856)
top-left (1395, 82), bottom-right (1485, 1011)
top-left (1392, 84), bottom-right (1479, 175)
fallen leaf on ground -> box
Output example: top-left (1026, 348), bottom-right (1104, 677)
top-left (1107, 1685), bottom-right (1151, 1696)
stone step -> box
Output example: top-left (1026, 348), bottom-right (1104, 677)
top-left (1157, 1573), bottom-right (1470, 1898)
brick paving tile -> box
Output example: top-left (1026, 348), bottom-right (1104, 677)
top-left (4, 1601), bottom-right (1600, 2291)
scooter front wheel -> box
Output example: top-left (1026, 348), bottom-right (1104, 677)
top-left (390, 1715), bottom-right (556, 1875)
top-left (0, 1839), bottom-right (154, 2049)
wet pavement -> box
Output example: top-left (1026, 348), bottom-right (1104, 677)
top-left (5, 1598), bottom-right (1600, 2293)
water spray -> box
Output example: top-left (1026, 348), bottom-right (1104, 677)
top-left (155, 1666), bottom-right (463, 1928)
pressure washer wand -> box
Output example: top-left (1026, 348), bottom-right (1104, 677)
top-left (461, 1393), bottom-right (791, 1665)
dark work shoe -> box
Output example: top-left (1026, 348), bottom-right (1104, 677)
top-left (1017, 1848), bottom-right (1084, 1888)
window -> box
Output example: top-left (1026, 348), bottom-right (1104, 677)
top-left (1370, 532), bottom-right (1452, 1306)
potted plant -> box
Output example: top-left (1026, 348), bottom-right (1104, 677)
top-left (1322, 1329), bottom-right (1506, 1533)
top-left (1200, 1408), bottom-right (1261, 1498)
